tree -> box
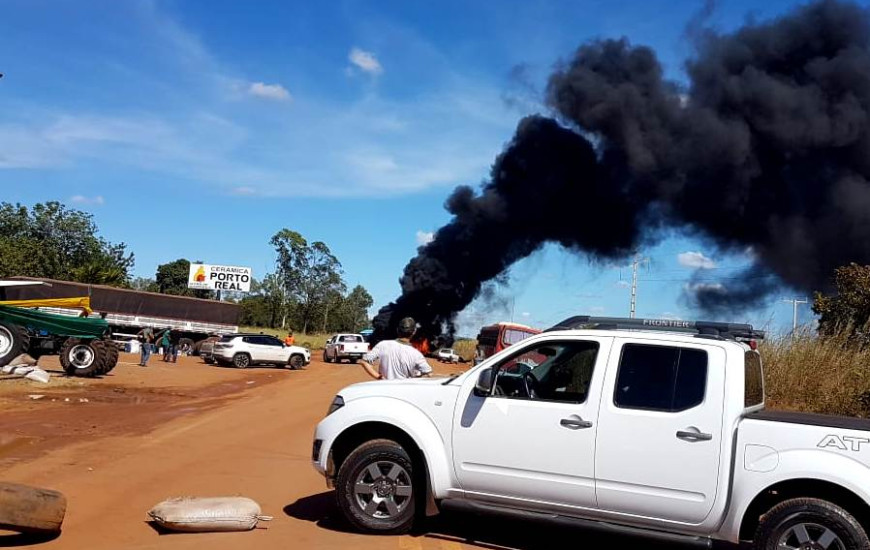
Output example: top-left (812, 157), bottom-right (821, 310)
top-left (331, 285), bottom-right (374, 332)
top-left (131, 277), bottom-right (159, 292)
top-left (813, 263), bottom-right (870, 343)
top-left (0, 201), bottom-right (134, 284)
top-left (270, 229), bottom-right (345, 334)
top-left (155, 259), bottom-right (213, 299)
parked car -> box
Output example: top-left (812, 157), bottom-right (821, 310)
top-left (311, 314), bottom-right (870, 549)
top-left (323, 333), bottom-right (369, 364)
top-left (212, 333), bottom-right (310, 369)
top-left (435, 348), bottom-right (460, 363)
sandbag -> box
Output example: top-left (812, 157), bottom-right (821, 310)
top-left (0, 481), bottom-right (67, 534)
top-left (147, 496), bottom-right (272, 532)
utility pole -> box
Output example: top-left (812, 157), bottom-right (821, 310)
top-left (781, 297), bottom-right (808, 332)
top-left (629, 254), bottom-right (649, 318)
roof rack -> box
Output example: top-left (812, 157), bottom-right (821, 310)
top-left (545, 315), bottom-right (765, 341)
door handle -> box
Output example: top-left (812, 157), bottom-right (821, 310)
top-left (676, 429), bottom-right (713, 441)
top-left (560, 418), bottom-right (593, 430)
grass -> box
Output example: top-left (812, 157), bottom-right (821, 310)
top-left (238, 327), bottom-right (331, 350)
top-left (452, 339), bottom-right (477, 362)
top-left (761, 328), bottom-right (870, 417)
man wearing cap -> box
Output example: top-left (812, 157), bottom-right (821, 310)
top-left (359, 317), bottom-right (433, 380)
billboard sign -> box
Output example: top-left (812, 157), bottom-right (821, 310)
top-left (188, 264), bottom-right (252, 292)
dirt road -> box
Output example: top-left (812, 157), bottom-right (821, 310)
top-left (0, 354), bottom-right (682, 549)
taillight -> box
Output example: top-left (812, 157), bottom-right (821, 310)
top-left (339, 344), bottom-right (345, 351)
top-left (748, 340), bottom-right (758, 350)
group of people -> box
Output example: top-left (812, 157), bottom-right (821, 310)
top-left (135, 326), bottom-right (182, 366)
top-left (131, 317), bottom-right (433, 378)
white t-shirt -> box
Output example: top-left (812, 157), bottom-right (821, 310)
top-left (363, 339), bottom-right (433, 379)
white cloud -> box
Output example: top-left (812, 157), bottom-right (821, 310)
top-left (615, 280), bottom-right (631, 288)
top-left (349, 48), bottom-right (383, 75)
top-left (589, 306), bottom-right (606, 314)
top-left (248, 82), bottom-right (291, 101)
top-left (70, 195), bottom-right (105, 205)
top-left (678, 251), bottom-right (717, 270)
top-left (521, 312), bottom-right (531, 317)
top-left (660, 311), bottom-right (682, 320)
top-left (232, 186), bottom-right (257, 196)
top-left (416, 230), bottom-right (434, 246)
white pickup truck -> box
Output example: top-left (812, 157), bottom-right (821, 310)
top-left (312, 315), bottom-right (870, 549)
top-left (323, 333), bottom-right (369, 364)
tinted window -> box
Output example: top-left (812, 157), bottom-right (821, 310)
top-left (503, 329), bottom-right (533, 346)
top-left (339, 335), bottom-right (362, 342)
top-left (615, 344), bottom-right (708, 412)
top-left (744, 351), bottom-right (764, 407)
top-left (264, 337), bottom-right (284, 346)
top-left (493, 340), bottom-right (599, 404)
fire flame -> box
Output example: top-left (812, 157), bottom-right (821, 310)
top-left (411, 337), bottom-right (430, 355)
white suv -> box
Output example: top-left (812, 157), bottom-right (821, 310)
top-left (212, 333), bottom-right (310, 369)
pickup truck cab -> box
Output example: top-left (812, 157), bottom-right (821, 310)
top-left (324, 333), bottom-right (369, 364)
top-left (312, 315), bottom-right (870, 549)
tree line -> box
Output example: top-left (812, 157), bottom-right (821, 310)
top-left (0, 201), bottom-right (372, 334)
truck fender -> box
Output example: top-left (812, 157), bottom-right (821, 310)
top-left (316, 396), bottom-right (454, 500)
top-left (719, 448), bottom-right (870, 543)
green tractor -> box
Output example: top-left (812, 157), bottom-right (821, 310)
top-left (0, 304), bottom-right (119, 377)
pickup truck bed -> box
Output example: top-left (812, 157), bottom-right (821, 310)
top-left (748, 409), bottom-right (870, 431)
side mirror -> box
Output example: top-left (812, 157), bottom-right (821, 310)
top-left (473, 367), bottom-right (494, 397)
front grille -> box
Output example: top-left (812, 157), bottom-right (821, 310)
top-left (312, 439), bottom-right (323, 462)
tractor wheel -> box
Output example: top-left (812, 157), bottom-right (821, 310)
top-left (102, 340), bottom-right (120, 373)
top-left (60, 338), bottom-right (107, 377)
top-left (0, 320), bottom-right (30, 368)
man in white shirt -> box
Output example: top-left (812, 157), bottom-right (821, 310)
top-left (359, 317), bottom-right (433, 380)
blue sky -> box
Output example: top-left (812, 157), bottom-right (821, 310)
top-left (1, 0), bottom-right (822, 337)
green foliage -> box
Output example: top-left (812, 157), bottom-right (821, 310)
top-left (813, 263), bottom-right (870, 344)
top-left (155, 258), bottom-right (213, 299)
top-left (270, 229), bottom-right (345, 333)
top-left (0, 201), bottom-right (134, 285)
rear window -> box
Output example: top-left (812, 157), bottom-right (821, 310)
top-left (614, 344), bottom-right (708, 412)
top-left (745, 350), bottom-right (764, 407)
top-left (339, 335), bottom-right (362, 342)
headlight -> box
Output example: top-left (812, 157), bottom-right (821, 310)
top-left (327, 395), bottom-right (344, 416)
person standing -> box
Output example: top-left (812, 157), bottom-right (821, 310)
top-left (159, 328), bottom-right (172, 362)
top-left (169, 328), bottom-right (180, 363)
top-left (358, 317), bottom-right (433, 380)
top-left (137, 326), bottom-right (155, 367)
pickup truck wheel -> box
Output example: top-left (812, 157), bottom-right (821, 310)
top-left (336, 439), bottom-right (416, 534)
top-left (754, 498), bottom-right (869, 550)
top-left (232, 353), bottom-right (250, 369)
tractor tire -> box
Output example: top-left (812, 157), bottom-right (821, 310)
top-left (0, 481), bottom-right (67, 535)
top-left (102, 340), bottom-right (120, 374)
top-left (0, 320), bottom-right (30, 368)
top-left (60, 338), bottom-right (106, 377)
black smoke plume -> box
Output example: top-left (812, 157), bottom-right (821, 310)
top-left (373, 0), bottom-right (870, 343)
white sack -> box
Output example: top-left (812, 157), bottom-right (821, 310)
top-left (147, 496), bottom-right (272, 532)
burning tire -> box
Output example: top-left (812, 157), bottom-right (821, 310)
top-left (60, 338), bottom-right (107, 377)
top-left (0, 320), bottom-right (30, 368)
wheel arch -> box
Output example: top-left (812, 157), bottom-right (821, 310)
top-left (740, 478), bottom-right (870, 541)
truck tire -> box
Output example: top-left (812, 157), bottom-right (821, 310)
top-left (179, 337), bottom-right (195, 355)
top-left (754, 497), bottom-right (869, 550)
top-left (232, 353), bottom-right (250, 369)
top-left (102, 341), bottom-right (120, 373)
top-left (323, 350), bottom-right (331, 363)
top-left (60, 338), bottom-right (106, 377)
top-left (288, 354), bottom-right (305, 369)
top-left (0, 481), bottom-right (66, 534)
top-left (0, 320), bottom-right (30, 368)
top-left (335, 439), bottom-right (416, 535)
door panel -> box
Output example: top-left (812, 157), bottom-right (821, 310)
top-left (594, 341), bottom-right (726, 524)
top-left (452, 336), bottom-right (612, 510)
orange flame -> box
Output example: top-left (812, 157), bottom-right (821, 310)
top-left (411, 337), bottom-right (430, 355)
